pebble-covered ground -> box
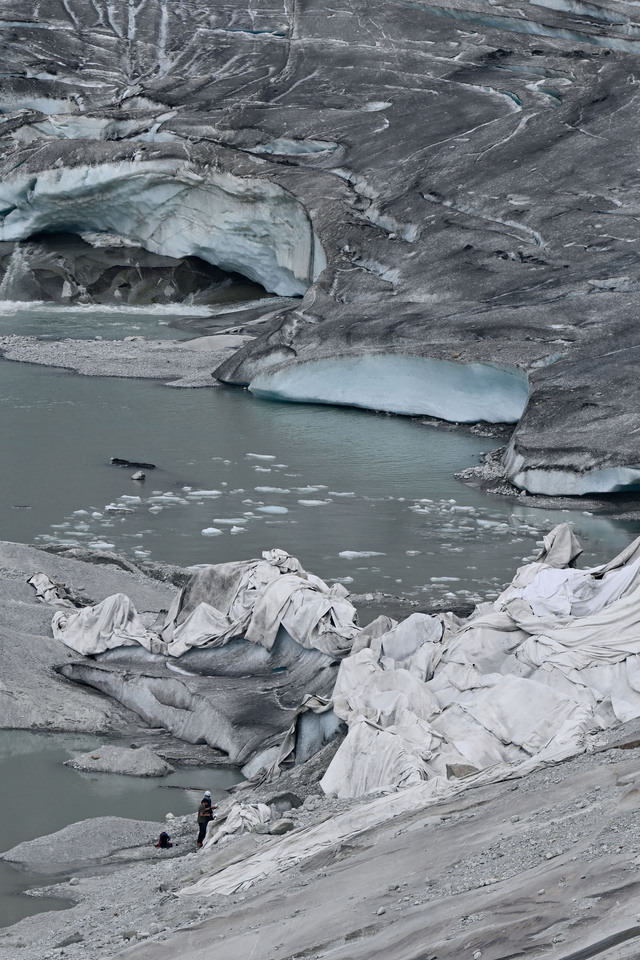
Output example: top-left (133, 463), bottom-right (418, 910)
top-left (3, 724), bottom-right (640, 960)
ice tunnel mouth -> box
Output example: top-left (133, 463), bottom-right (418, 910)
top-left (0, 231), bottom-right (273, 307)
top-left (0, 159), bottom-right (326, 297)
top-left (248, 354), bottom-right (530, 424)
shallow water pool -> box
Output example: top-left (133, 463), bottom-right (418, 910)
top-left (0, 731), bottom-right (242, 928)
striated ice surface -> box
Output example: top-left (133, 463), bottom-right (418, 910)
top-left (250, 138), bottom-right (338, 156)
top-left (0, 160), bottom-right (325, 296)
top-left (249, 355), bottom-right (529, 423)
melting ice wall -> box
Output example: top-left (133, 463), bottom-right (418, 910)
top-left (0, 160), bottom-right (324, 297)
top-left (249, 355), bottom-right (530, 423)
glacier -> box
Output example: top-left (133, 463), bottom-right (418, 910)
top-left (0, 160), bottom-right (324, 297)
top-left (249, 355), bottom-right (529, 424)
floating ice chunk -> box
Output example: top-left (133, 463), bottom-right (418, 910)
top-left (119, 495), bottom-right (142, 503)
top-left (339, 551), bottom-right (385, 559)
top-left (91, 512), bottom-right (102, 518)
top-left (257, 505), bottom-right (289, 514)
top-left (328, 491), bottom-right (356, 497)
top-left (88, 540), bottom-right (115, 550)
top-left (430, 577), bottom-right (461, 582)
top-left (406, 550), bottom-right (421, 556)
top-left (247, 453), bottom-right (276, 460)
top-left (255, 487), bottom-right (291, 493)
top-left (249, 355), bottom-right (528, 423)
top-left (298, 499), bottom-right (331, 506)
top-left (212, 518), bottom-right (247, 524)
top-left (201, 527), bottom-right (223, 536)
top-left (254, 467), bottom-right (272, 473)
top-left (185, 489), bottom-right (222, 498)
top-left (148, 506), bottom-right (163, 514)
top-left (295, 486), bottom-right (324, 493)
top-left (230, 526), bottom-right (245, 534)
top-left (73, 509), bottom-right (89, 516)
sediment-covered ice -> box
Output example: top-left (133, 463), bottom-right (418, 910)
top-left (249, 355), bottom-right (529, 423)
top-left (505, 446), bottom-right (640, 495)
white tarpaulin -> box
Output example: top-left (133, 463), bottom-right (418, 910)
top-left (47, 549), bottom-right (360, 660)
top-left (321, 524), bottom-right (640, 798)
top-left (205, 803), bottom-right (271, 847)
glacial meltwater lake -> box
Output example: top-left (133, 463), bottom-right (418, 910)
top-left (2, 301), bottom-right (640, 927)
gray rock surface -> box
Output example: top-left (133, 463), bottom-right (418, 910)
top-left (0, 540), bottom-right (175, 733)
top-left (64, 744), bottom-right (175, 777)
top-left (0, 0), bottom-right (638, 490)
top-left (1, 816), bottom-right (163, 870)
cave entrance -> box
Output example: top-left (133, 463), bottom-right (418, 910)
top-left (0, 232), bottom-right (274, 309)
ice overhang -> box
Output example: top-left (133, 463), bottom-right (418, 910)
top-left (504, 447), bottom-right (640, 496)
top-left (248, 354), bottom-right (530, 424)
top-left (0, 160), bottom-right (325, 297)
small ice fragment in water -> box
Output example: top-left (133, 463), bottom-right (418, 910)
top-left (201, 527), bottom-right (223, 536)
top-left (257, 505), bottom-right (289, 514)
top-left (339, 550), bottom-right (385, 559)
top-left (247, 453), bottom-right (276, 460)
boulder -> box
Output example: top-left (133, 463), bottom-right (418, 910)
top-left (64, 744), bottom-right (174, 777)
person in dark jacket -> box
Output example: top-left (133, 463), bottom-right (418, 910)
top-left (196, 790), bottom-right (217, 847)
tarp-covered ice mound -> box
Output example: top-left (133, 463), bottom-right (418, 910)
top-left (51, 548), bottom-right (360, 659)
top-left (50, 549), bottom-right (358, 776)
top-left (321, 523), bottom-right (640, 798)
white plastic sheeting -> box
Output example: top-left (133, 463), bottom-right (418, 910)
top-left (205, 803), bottom-right (271, 847)
top-left (321, 524), bottom-right (640, 798)
top-left (49, 549), bottom-right (360, 660)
